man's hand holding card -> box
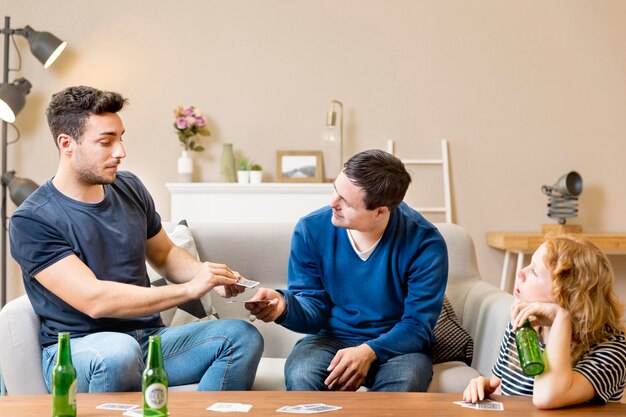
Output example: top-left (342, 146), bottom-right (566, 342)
top-left (245, 287), bottom-right (286, 322)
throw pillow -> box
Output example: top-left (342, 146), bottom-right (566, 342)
top-left (431, 295), bottom-right (474, 365)
top-left (147, 220), bottom-right (217, 327)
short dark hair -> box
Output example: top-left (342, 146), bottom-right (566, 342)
top-left (343, 149), bottom-right (411, 211)
top-left (46, 85), bottom-right (128, 147)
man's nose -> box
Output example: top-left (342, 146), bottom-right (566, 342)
top-left (114, 142), bottom-right (126, 158)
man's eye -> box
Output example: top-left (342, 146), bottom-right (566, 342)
top-left (100, 141), bottom-right (111, 146)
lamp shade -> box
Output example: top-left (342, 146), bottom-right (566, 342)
top-left (1, 171), bottom-right (39, 207)
top-left (23, 25), bottom-right (67, 69)
top-left (0, 78), bottom-right (32, 123)
top-left (542, 171), bottom-right (583, 197)
top-left (551, 171), bottom-right (583, 196)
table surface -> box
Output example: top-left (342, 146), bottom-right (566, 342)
top-left (486, 232), bottom-right (626, 253)
top-left (1, 391), bottom-right (624, 416)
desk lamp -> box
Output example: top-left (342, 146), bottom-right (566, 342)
top-left (541, 171), bottom-right (583, 233)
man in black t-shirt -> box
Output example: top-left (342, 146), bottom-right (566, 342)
top-left (10, 85), bottom-right (263, 393)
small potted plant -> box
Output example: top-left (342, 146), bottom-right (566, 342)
top-left (249, 163), bottom-right (263, 184)
top-left (237, 155), bottom-right (250, 184)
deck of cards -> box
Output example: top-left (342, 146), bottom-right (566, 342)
top-left (454, 399), bottom-right (504, 411)
top-left (277, 403), bottom-right (342, 414)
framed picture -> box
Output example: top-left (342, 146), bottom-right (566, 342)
top-left (276, 151), bottom-right (324, 182)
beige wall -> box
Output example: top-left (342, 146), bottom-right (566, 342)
top-left (3, 1), bottom-right (626, 307)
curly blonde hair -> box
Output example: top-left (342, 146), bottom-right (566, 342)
top-left (543, 233), bottom-right (625, 364)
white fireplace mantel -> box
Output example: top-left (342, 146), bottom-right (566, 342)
top-left (166, 182), bottom-right (333, 223)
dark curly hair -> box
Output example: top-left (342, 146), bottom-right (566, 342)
top-left (46, 85), bottom-right (128, 148)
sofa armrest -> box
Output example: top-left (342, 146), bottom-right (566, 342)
top-left (0, 295), bottom-right (48, 395)
top-left (462, 281), bottom-right (513, 377)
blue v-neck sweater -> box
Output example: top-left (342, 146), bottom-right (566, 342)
top-left (278, 202), bottom-right (448, 363)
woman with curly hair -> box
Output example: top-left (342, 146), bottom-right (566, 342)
top-left (463, 234), bottom-right (626, 409)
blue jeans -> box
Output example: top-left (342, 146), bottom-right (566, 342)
top-left (285, 335), bottom-right (432, 392)
top-left (42, 319), bottom-right (263, 393)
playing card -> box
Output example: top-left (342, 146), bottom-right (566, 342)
top-left (207, 402), bottom-right (253, 412)
top-left (301, 404), bottom-right (342, 413)
top-left (277, 403), bottom-right (342, 414)
top-left (96, 403), bottom-right (138, 410)
top-left (237, 278), bottom-right (260, 288)
top-left (226, 299), bottom-right (276, 304)
top-left (454, 399), bottom-right (504, 411)
top-left (123, 409), bottom-right (144, 417)
top-left (277, 405), bottom-right (307, 414)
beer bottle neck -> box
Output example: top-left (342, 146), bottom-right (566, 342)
top-left (147, 337), bottom-right (164, 368)
top-left (57, 332), bottom-right (73, 365)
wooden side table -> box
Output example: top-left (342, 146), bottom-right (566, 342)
top-left (486, 232), bottom-right (626, 292)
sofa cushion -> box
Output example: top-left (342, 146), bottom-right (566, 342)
top-left (432, 295), bottom-right (474, 365)
top-left (147, 220), bottom-right (217, 326)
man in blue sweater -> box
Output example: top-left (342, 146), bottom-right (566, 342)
top-left (248, 149), bottom-right (448, 391)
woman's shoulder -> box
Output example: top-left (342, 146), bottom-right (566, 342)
top-left (582, 331), bottom-right (626, 361)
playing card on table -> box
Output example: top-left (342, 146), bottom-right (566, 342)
top-left (207, 402), bottom-right (253, 412)
top-left (277, 403), bottom-right (342, 414)
top-left (237, 278), bottom-right (260, 288)
top-left (454, 399), bottom-right (504, 411)
top-left (96, 403), bottom-right (138, 410)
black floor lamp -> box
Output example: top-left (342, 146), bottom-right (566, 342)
top-left (0, 16), bottom-right (67, 308)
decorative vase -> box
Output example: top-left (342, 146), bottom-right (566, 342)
top-left (177, 150), bottom-right (193, 182)
top-left (220, 143), bottom-right (236, 182)
top-left (249, 170), bottom-right (263, 184)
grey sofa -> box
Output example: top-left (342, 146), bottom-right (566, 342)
top-left (0, 221), bottom-right (512, 395)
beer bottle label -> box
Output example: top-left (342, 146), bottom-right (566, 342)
top-left (145, 383), bottom-right (167, 409)
top-left (68, 379), bottom-right (77, 405)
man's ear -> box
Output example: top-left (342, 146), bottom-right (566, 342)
top-left (57, 134), bottom-right (73, 154)
top-left (375, 206), bottom-right (389, 218)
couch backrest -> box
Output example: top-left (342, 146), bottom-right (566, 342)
top-left (432, 222), bottom-right (482, 323)
top-left (172, 221), bottom-right (495, 360)
top-left (184, 222), bottom-right (301, 358)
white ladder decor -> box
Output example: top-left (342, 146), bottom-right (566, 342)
top-left (389, 139), bottom-right (452, 223)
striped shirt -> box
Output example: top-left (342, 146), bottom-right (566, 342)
top-left (492, 321), bottom-right (626, 404)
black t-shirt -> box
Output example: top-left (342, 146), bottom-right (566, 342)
top-left (10, 171), bottom-right (163, 346)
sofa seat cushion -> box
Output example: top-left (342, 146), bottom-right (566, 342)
top-left (428, 361), bottom-right (480, 393)
top-left (252, 357), bottom-right (287, 390)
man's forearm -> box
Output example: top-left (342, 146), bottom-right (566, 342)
top-left (158, 245), bottom-right (202, 284)
top-left (77, 278), bottom-right (193, 319)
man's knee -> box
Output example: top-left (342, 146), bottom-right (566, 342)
top-left (79, 333), bottom-right (143, 392)
top-left (217, 319), bottom-right (264, 355)
top-left (370, 352), bottom-right (432, 392)
top-left (285, 348), bottom-right (329, 391)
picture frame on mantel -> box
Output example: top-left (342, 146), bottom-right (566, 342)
top-left (276, 151), bottom-right (324, 183)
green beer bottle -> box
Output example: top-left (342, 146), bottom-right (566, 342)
top-left (142, 335), bottom-right (168, 417)
top-left (52, 332), bottom-right (77, 417)
top-left (515, 319), bottom-right (545, 376)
